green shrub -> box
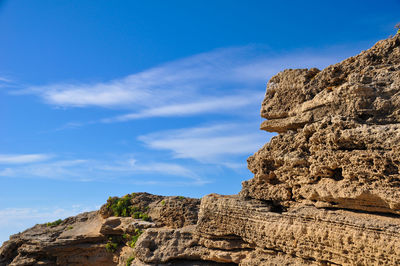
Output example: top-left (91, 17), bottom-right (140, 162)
top-left (130, 206), bottom-right (139, 212)
top-left (160, 200), bottom-right (166, 205)
top-left (46, 219), bottom-right (63, 227)
top-left (66, 226), bottom-right (73, 230)
top-left (131, 211), bottom-right (151, 221)
top-left (105, 241), bottom-right (118, 253)
top-left (123, 230), bottom-right (142, 265)
top-left (126, 256), bottom-right (135, 266)
top-left (140, 213), bottom-right (150, 221)
top-left (104, 194), bottom-right (152, 221)
top-left (105, 237), bottom-right (119, 253)
top-left (105, 194), bottom-right (134, 217)
top-left (177, 196), bottom-right (185, 200)
top-left (126, 229), bottom-right (143, 248)
top-left (132, 211), bottom-right (141, 219)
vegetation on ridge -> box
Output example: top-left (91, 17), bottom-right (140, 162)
top-left (126, 256), bottom-right (135, 266)
top-left (104, 193), bottom-right (152, 221)
top-left (46, 219), bottom-right (63, 227)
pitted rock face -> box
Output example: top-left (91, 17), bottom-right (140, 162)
top-left (196, 194), bottom-right (400, 265)
top-left (261, 35), bottom-right (400, 133)
top-left (245, 35), bottom-right (400, 215)
top-left (243, 116), bottom-right (400, 213)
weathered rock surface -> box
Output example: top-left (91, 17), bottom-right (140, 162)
top-left (0, 211), bottom-right (114, 266)
top-left (2, 35), bottom-right (400, 265)
top-left (197, 194), bottom-right (400, 265)
top-left (100, 193), bottom-right (200, 228)
top-left (0, 194), bottom-right (201, 266)
top-left (261, 34), bottom-right (400, 133)
top-left (242, 116), bottom-right (400, 214)
top-left (243, 35), bottom-right (400, 216)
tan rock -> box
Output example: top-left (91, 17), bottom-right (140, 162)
top-left (197, 194), bottom-right (400, 265)
top-left (261, 35), bottom-right (400, 132)
top-left (134, 225), bottom-right (249, 265)
top-left (0, 194), bottom-right (201, 266)
top-left (0, 211), bottom-right (115, 266)
top-left (99, 192), bottom-right (200, 228)
top-left (244, 116), bottom-right (400, 214)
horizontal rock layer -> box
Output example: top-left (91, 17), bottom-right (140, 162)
top-left (197, 194), bottom-right (400, 265)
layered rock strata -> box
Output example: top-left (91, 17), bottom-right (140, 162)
top-left (1, 35), bottom-right (400, 265)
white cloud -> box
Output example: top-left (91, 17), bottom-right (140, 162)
top-left (0, 159), bottom-right (90, 181)
top-left (0, 206), bottom-right (93, 227)
top-left (0, 76), bottom-right (19, 89)
top-left (138, 123), bottom-right (269, 163)
top-left (97, 158), bottom-right (204, 183)
top-left (19, 47), bottom-right (260, 108)
top-left (15, 46), bottom-right (346, 122)
top-left (0, 77), bottom-right (12, 83)
top-left (0, 156), bottom-right (206, 184)
top-left (101, 93), bottom-right (263, 122)
top-left (0, 154), bottom-right (52, 164)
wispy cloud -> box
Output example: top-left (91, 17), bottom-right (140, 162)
top-left (138, 123), bottom-right (269, 164)
top-left (0, 205), bottom-right (93, 227)
top-left (96, 157), bottom-right (205, 184)
top-left (0, 156), bottom-right (206, 184)
top-left (101, 93), bottom-right (263, 122)
top-left (0, 153), bottom-right (52, 164)
top-left (15, 46), bottom-right (346, 123)
top-left (0, 76), bottom-right (19, 89)
top-left (0, 159), bottom-right (92, 181)
top-left (19, 47), bottom-right (262, 108)
top-left (0, 77), bottom-right (12, 83)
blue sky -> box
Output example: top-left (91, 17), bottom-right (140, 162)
top-left (0, 0), bottom-right (399, 244)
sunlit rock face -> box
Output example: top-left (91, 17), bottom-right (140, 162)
top-left (2, 35), bottom-right (400, 266)
top-left (198, 34), bottom-right (400, 265)
top-left (260, 35), bottom-right (400, 133)
top-left (243, 34), bottom-right (400, 215)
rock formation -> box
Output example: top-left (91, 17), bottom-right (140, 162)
top-left (2, 35), bottom-right (400, 265)
top-left (0, 194), bottom-right (202, 266)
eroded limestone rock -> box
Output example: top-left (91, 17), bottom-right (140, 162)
top-left (261, 35), bottom-right (400, 133)
top-left (0, 211), bottom-right (114, 266)
top-left (243, 35), bottom-right (400, 216)
top-left (243, 116), bottom-right (400, 213)
top-left (0, 193), bottom-right (200, 266)
top-left (197, 194), bottom-right (400, 265)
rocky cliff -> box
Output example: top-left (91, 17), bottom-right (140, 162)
top-left (2, 35), bottom-right (400, 265)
